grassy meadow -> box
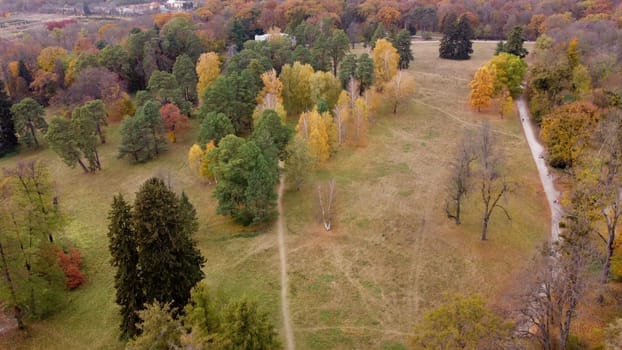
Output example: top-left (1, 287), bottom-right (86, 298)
top-left (0, 41), bottom-right (549, 350)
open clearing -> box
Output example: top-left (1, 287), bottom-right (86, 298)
top-left (0, 41), bottom-right (548, 349)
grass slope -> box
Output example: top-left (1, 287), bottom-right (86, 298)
top-left (284, 41), bottom-right (547, 349)
top-left (0, 41), bottom-right (547, 350)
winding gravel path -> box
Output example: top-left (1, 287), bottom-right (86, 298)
top-left (516, 97), bottom-right (562, 241)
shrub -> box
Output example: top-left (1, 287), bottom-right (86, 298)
top-left (57, 247), bottom-right (85, 290)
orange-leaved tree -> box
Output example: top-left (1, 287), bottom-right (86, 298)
top-left (160, 103), bottom-right (189, 143)
top-left (468, 64), bottom-right (495, 112)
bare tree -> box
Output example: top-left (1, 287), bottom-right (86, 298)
top-left (445, 132), bottom-right (476, 225)
top-left (478, 122), bottom-right (512, 240)
top-left (517, 212), bottom-right (591, 350)
top-left (318, 180), bottom-right (336, 231)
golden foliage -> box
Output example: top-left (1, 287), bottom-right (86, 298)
top-left (372, 39), bottom-right (399, 90)
top-left (375, 6), bottom-right (401, 27)
top-left (256, 69), bottom-right (282, 105)
top-left (310, 70), bottom-right (342, 110)
top-left (253, 69), bottom-right (286, 124)
top-left (280, 61), bottom-right (315, 116)
top-left (153, 13), bottom-right (191, 29)
top-left (7, 61), bottom-right (19, 78)
top-left (332, 90), bottom-right (350, 146)
top-left (201, 141), bottom-right (216, 183)
top-left (106, 93), bottom-right (135, 122)
top-left (37, 46), bottom-right (68, 72)
top-left (188, 144), bottom-right (204, 178)
top-left (349, 97), bottom-right (369, 147)
top-left (296, 109), bottom-right (336, 162)
top-left (196, 52), bottom-right (221, 103)
top-left (468, 65), bottom-right (495, 112)
top-left (188, 141), bottom-right (216, 183)
top-left (540, 101), bottom-right (601, 168)
top-left (194, 7), bottom-right (214, 21)
top-left (384, 70), bottom-right (415, 114)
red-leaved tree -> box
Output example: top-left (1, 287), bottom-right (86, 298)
top-left (159, 103), bottom-right (189, 143)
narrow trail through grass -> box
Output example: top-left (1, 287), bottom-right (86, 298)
top-left (277, 171), bottom-right (295, 350)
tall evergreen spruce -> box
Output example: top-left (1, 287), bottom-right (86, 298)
top-left (177, 192), bottom-right (206, 302)
top-left (108, 194), bottom-right (143, 338)
top-left (390, 29), bottom-right (414, 69)
top-left (439, 14), bottom-right (473, 60)
top-left (0, 82), bottom-right (18, 157)
top-left (132, 178), bottom-right (204, 311)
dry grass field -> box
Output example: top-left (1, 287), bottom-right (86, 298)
top-left (0, 41), bottom-right (549, 350)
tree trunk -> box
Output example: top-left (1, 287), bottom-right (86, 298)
top-left (96, 123), bottom-right (105, 144)
top-left (601, 234), bottom-right (615, 284)
top-left (455, 198), bottom-right (461, 225)
top-left (152, 130), bottom-right (159, 155)
top-left (133, 151), bottom-right (139, 162)
top-left (94, 150), bottom-right (102, 170)
top-left (393, 102), bottom-right (398, 114)
top-left (28, 122), bottom-right (39, 148)
top-left (77, 158), bottom-right (90, 173)
top-left (481, 216), bottom-right (489, 240)
top-left (0, 241), bottom-right (24, 329)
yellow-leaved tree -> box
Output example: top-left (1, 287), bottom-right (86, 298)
top-left (468, 65), bottom-right (495, 112)
top-left (196, 52), bottom-right (221, 103)
top-left (492, 86), bottom-right (513, 118)
top-left (332, 91), bottom-right (350, 146)
top-left (296, 109), bottom-right (336, 162)
top-left (188, 144), bottom-right (204, 178)
top-left (253, 69), bottom-right (287, 124)
top-left (540, 101), bottom-right (601, 168)
top-left (200, 141), bottom-right (216, 183)
top-left (188, 142), bottom-right (216, 183)
top-left (372, 38), bottom-right (399, 90)
top-left (280, 61), bottom-right (314, 117)
top-left (310, 70), bottom-right (342, 111)
top-left (37, 46), bottom-right (68, 72)
top-left (385, 70), bottom-right (415, 114)
top-left (349, 97), bottom-right (369, 147)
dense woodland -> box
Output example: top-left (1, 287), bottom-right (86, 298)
top-left (0, 0), bottom-right (621, 349)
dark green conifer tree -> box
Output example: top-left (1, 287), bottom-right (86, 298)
top-left (338, 54), bottom-right (357, 89)
top-left (439, 14), bottom-right (473, 60)
top-left (390, 29), bottom-right (414, 69)
top-left (108, 194), bottom-right (143, 338)
top-left (0, 82), bottom-right (18, 157)
top-left (355, 53), bottom-right (375, 93)
top-left (132, 178), bottom-right (205, 311)
top-left (496, 26), bottom-right (528, 58)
